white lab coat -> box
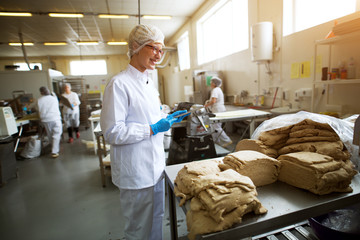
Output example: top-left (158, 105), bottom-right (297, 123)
top-left (37, 95), bottom-right (62, 122)
top-left (37, 95), bottom-right (62, 154)
top-left (209, 87), bottom-right (231, 144)
top-left (62, 91), bottom-right (81, 128)
top-left (100, 64), bottom-right (165, 240)
top-left (100, 64), bottom-right (165, 189)
top-left (209, 87), bottom-right (226, 113)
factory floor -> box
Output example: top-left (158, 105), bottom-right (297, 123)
top-left (0, 127), bottom-right (242, 240)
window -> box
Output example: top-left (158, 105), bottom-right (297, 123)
top-left (283, 0), bottom-right (357, 36)
top-left (197, 0), bottom-right (248, 65)
top-left (14, 62), bottom-right (42, 71)
top-left (177, 31), bottom-right (191, 71)
top-left (70, 60), bottom-right (107, 75)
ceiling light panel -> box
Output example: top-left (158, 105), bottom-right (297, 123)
top-left (107, 41), bottom-right (128, 45)
top-left (9, 43), bottom-right (34, 46)
top-left (49, 13), bottom-right (84, 18)
top-left (98, 14), bottom-right (129, 19)
top-left (0, 12), bottom-right (32, 17)
top-left (44, 42), bottom-right (68, 46)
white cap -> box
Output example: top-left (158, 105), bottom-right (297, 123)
top-left (127, 24), bottom-right (165, 58)
top-left (211, 76), bottom-right (222, 87)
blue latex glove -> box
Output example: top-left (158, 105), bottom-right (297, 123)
top-left (151, 110), bottom-right (190, 135)
top-left (167, 110), bottom-right (190, 124)
top-left (71, 104), bottom-right (74, 107)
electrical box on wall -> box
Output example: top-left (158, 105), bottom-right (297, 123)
top-left (250, 22), bottom-right (273, 62)
top-left (295, 88), bottom-right (312, 100)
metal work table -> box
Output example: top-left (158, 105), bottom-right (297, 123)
top-left (172, 109), bottom-right (271, 137)
top-left (88, 115), bottom-right (100, 154)
top-left (165, 161), bottom-right (360, 240)
top-left (14, 116), bottom-right (39, 153)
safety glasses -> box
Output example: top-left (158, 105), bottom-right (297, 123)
top-left (145, 45), bottom-right (164, 56)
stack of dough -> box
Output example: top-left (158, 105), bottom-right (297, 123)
top-left (258, 119), bottom-right (342, 151)
top-left (278, 141), bottom-right (350, 161)
top-left (278, 152), bottom-right (357, 195)
top-left (235, 118), bottom-right (357, 195)
top-left (235, 139), bottom-right (278, 158)
top-left (220, 150), bottom-right (281, 186)
top-left (276, 119), bottom-right (351, 160)
top-left (258, 124), bottom-right (292, 150)
top-left (174, 159), bottom-right (267, 240)
top-left (174, 159), bottom-right (222, 206)
top-left (243, 119), bottom-right (351, 161)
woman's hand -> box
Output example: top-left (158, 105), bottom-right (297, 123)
top-left (150, 110), bottom-right (189, 135)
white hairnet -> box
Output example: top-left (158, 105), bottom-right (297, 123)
top-left (127, 24), bottom-right (165, 58)
top-left (63, 83), bottom-right (71, 90)
top-left (211, 76), bottom-right (222, 87)
top-left (39, 86), bottom-right (50, 95)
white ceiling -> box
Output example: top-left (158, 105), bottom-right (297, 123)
top-left (0, 0), bottom-right (206, 57)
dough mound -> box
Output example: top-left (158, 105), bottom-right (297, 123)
top-left (221, 150), bottom-right (281, 186)
top-left (174, 160), bottom-right (267, 240)
top-left (235, 139), bottom-right (278, 158)
top-left (278, 152), bottom-right (357, 195)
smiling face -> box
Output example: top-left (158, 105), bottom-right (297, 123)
top-left (130, 42), bottom-right (163, 72)
top-left (64, 85), bottom-right (71, 94)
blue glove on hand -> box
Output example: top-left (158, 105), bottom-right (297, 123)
top-left (167, 110), bottom-right (190, 124)
top-left (151, 110), bottom-right (190, 135)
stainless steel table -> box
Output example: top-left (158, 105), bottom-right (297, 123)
top-left (165, 161), bottom-right (360, 240)
top-left (172, 109), bottom-right (271, 137)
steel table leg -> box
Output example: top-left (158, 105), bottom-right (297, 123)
top-left (167, 178), bottom-right (178, 240)
top-left (13, 124), bottom-right (23, 152)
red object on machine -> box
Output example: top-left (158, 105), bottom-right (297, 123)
top-left (271, 87), bottom-right (278, 109)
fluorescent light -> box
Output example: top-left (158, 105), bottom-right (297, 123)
top-left (49, 13), bottom-right (84, 18)
top-left (44, 42), bottom-right (68, 46)
top-left (142, 15), bottom-right (172, 20)
top-left (107, 41), bottom-right (128, 45)
top-left (0, 12), bottom-right (32, 17)
top-left (76, 41), bottom-right (99, 46)
top-left (9, 43), bottom-right (34, 46)
top-left (98, 14), bottom-right (129, 19)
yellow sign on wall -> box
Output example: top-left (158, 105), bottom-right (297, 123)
top-left (300, 61), bottom-right (311, 78)
top-left (291, 63), bottom-right (300, 79)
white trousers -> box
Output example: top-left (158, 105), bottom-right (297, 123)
top-left (120, 178), bottom-right (165, 240)
top-left (42, 120), bottom-right (62, 154)
top-left (212, 122), bottom-right (232, 144)
top-left (63, 112), bottom-right (80, 128)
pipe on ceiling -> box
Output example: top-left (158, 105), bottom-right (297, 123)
top-left (18, 32), bottom-right (31, 70)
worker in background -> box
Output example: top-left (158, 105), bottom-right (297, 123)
top-left (62, 83), bottom-right (81, 143)
top-left (100, 24), bottom-right (188, 240)
top-left (37, 86), bottom-right (62, 158)
top-left (204, 77), bottom-right (233, 148)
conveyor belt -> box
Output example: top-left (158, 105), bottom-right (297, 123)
top-left (252, 221), bottom-right (319, 240)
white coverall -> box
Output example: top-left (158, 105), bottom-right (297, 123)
top-left (62, 91), bottom-right (81, 128)
top-left (100, 64), bottom-right (165, 240)
top-left (37, 94), bottom-right (62, 154)
top-left (209, 87), bottom-right (232, 145)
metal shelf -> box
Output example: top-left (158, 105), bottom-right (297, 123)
top-left (311, 30), bottom-right (360, 112)
top-left (314, 79), bottom-right (360, 85)
top-left (253, 221), bottom-right (319, 240)
top-left (315, 31), bottom-right (360, 45)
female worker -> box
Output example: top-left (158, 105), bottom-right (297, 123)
top-left (37, 86), bottom-right (62, 158)
top-left (204, 77), bottom-right (233, 148)
top-left (62, 83), bottom-right (81, 143)
top-left (100, 24), bottom-right (188, 240)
